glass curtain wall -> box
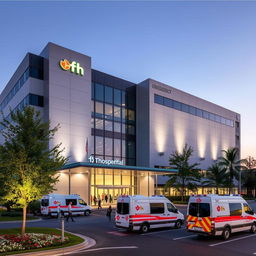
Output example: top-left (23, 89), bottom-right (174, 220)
top-left (91, 82), bottom-right (136, 165)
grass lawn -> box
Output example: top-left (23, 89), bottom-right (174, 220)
top-left (0, 227), bottom-right (85, 255)
top-left (0, 216), bottom-right (38, 222)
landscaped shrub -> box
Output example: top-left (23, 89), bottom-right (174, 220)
top-left (0, 233), bottom-right (69, 253)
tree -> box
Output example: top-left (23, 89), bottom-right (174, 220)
top-left (218, 147), bottom-right (241, 194)
top-left (165, 144), bottom-right (200, 201)
top-left (0, 107), bottom-right (67, 235)
top-left (241, 156), bottom-right (256, 197)
top-left (202, 163), bottom-right (227, 194)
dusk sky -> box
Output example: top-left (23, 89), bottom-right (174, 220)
top-left (0, 1), bottom-right (255, 158)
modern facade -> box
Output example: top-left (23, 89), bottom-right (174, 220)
top-left (0, 43), bottom-right (240, 204)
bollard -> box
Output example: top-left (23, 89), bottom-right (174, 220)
top-left (61, 211), bottom-right (65, 243)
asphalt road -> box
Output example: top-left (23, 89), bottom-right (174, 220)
top-left (1, 202), bottom-right (256, 256)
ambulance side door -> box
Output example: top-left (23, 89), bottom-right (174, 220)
top-left (243, 203), bottom-right (255, 230)
top-left (166, 202), bottom-right (178, 227)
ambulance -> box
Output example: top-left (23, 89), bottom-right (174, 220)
top-left (187, 194), bottom-right (256, 240)
top-left (40, 194), bottom-right (92, 217)
top-left (115, 195), bottom-right (184, 233)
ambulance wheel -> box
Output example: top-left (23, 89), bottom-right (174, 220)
top-left (140, 223), bottom-right (149, 233)
top-left (222, 227), bottom-right (231, 240)
top-left (175, 220), bottom-right (182, 229)
top-left (250, 223), bottom-right (256, 233)
top-left (84, 210), bottom-right (90, 216)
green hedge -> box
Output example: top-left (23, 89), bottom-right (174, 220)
top-left (0, 211), bottom-right (23, 217)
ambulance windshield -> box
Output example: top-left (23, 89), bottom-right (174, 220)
top-left (117, 202), bottom-right (129, 215)
top-left (189, 203), bottom-right (210, 217)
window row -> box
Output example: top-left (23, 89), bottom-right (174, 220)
top-left (154, 94), bottom-right (234, 127)
top-left (92, 83), bottom-right (126, 106)
top-left (94, 136), bottom-right (136, 158)
top-left (92, 118), bottom-right (135, 135)
top-left (0, 67), bottom-right (43, 112)
top-left (92, 101), bottom-right (135, 123)
top-left (0, 94), bottom-right (44, 131)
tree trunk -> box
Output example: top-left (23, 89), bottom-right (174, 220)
top-left (21, 206), bottom-right (27, 236)
top-left (216, 187), bottom-right (219, 195)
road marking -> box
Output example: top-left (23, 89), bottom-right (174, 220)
top-left (173, 234), bottom-right (197, 240)
top-left (81, 246), bottom-right (138, 252)
top-left (141, 228), bottom-right (186, 236)
top-left (209, 234), bottom-right (256, 247)
top-left (107, 231), bottom-right (128, 236)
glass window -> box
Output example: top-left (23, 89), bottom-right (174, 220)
top-left (127, 125), bottom-right (135, 135)
top-left (127, 110), bottom-right (135, 121)
top-left (95, 102), bottom-right (104, 119)
top-left (95, 136), bottom-right (103, 155)
top-left (181, 103), bottom-right (189, 113)
top-left (122, 174), bottom-right (131, 185)
top-left (209, 113), bottom-right (215, 121)
top-left (114, 106), bottom-right (121, 121)
top-left (127, 141), bottom-right (135, 158)
top-left (122, 108), bottom-right (126, 121)
top-left (95, 118), bottom-right (103, 130)
top-left (105, 138), bottom-right (113, 156)
top-left (78, 199), bottom-right (87, 205)
top-left (196, 109), bottom-right (203, 117)
top-left (203, 111), bottom-right (209, 119)
top-left (188, 203), bottom-right (210, 217)
top-left (243, 203), bottom-right (254, 215)
top-left (114, 139), bottom-right (121, 157)
top-left (114, 89), bottom-right (121, 105)
top-left (150, 203), bottom-right (165, 214)
top-left (91, 118), bottom-right (94, 128)
top-left (167, 203), bottom-right (177, 213)
top-left (221, 117), bottom-right (226, 124)
top-left (41, 199), bottom-right (49, 206)
top-left (105, 120), bottom-right (113, 131)
top-left (122, 140), bottom-right (126, 157)
top-left (114, 122), bottom-right (121, 133)
top-left (91, 83), bottom-right (95, 99)
top-left (114, 169), bottom-right (121, 185)
top-left (65, 199), bottom-right (77, 206)
top-left (122, 123), bottom-right (126, 134)
top-left (105, 86), bottom-right (113, 103)
top-left (215, 115), bottom-right (221, 123)
top-left (189, 106), bottom-right (196, 115)
top-left (173, 100), bottom-right (181, 111)
top-left (154, 94), bottom-right (163, 105)
top-left (164, 97), bottom-right (173, 108)
top-left (117, 202), bottom-right (129, 214)
top-left (122, 91), bottom-right (126, 107)
top-left (105, 104), bottom-right (113, 120)
top-left (95, 83), bottom-right (104, 101)
top-left (229, 203), bottom-right (242, 216)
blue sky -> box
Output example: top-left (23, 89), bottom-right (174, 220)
top-left (0, 1), bottom-right (255, 158)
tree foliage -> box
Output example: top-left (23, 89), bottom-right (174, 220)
top-left (0, 107), bottom-right (67, 235)
top-left (166, 144), bottom-right (200, 201)
top-left (202, 163), bottom-right (228, 194)
top-left (218, 147), bottom-right (242, 194)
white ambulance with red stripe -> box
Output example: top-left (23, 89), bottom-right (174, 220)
top-left (115, 195), bottom-right (184, 233)
top-left (41, 194), bottom-right (92, 217)
top-left (187, 194), bottom-right (256, 240)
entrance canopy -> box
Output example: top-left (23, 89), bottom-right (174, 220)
top-left (61, 162), bottom-right (178, 174)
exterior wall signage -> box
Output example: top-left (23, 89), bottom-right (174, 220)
top-left (59, 59), bottom-right (84, 76)
top-left (88, 156), bottom-right (124, 166)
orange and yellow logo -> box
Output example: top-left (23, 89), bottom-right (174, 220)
top-left (59, 59), bottom-right (84, 76)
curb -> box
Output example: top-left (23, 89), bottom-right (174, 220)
top-left (8, 231), bottom-right (96, 256)
top-left (0, 218), bottom-right (42, 224)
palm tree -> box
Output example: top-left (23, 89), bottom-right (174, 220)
top-left (202, 164), bottom-right (227, 194)
top-left (166, 144), bottom-right (201, 201)
top-left (218, 147), bottom-right (241, 194)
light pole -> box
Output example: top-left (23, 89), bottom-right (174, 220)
top-left (239, 169), bottom-right (242, 195)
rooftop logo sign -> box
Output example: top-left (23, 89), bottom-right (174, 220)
top-left (59, 59), bottom-right (84, 76)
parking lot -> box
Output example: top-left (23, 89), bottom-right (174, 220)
top-left (1, 202), bottom-right (256, 255)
